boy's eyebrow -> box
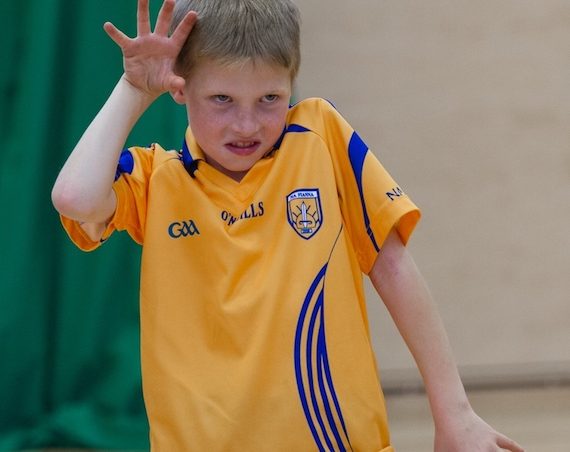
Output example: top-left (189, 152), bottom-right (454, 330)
top-left (201, 86), bottom-right (291, 95)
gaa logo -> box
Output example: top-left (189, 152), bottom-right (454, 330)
top-left (168, 220), bottom-right (200, 238)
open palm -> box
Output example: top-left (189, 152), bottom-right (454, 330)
top-left (103, 0), bottom-right (197, 97)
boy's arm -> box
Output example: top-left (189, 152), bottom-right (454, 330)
top-left (52, 78), bottom-right (154, 226)
top-left (369, 228), bottom-right (524, 452)
top-left (51, 0), bottom-right (196, 238)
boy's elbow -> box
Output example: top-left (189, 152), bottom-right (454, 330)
top-left (51, 179), bottom-right (99, 221)
top-left (51, 180), bottom-right (80, 218)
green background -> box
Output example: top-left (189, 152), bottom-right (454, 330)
top-left (0, 1), bottom-right (187, 449)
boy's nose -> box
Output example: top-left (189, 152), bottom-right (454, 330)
top-left (232, 108), bottom-right (260, 136)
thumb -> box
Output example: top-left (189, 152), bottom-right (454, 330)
top-left (168, 74), bottom-right (186, 92)
top-left (496, 433), bottom-right (525, 452)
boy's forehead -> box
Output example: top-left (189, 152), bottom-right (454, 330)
top-left (190, 57), bottom-right (293, 87)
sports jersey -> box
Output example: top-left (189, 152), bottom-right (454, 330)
top-left (61, 97), bottom-right (420, 452)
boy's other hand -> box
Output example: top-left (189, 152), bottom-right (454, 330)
top-left (434, 408), bottom-right (525, 452)
top-left (103, 0), bottom-right (197, 98)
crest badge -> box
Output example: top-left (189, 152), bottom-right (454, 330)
top-left (287, 189), bottom-right (323, 239)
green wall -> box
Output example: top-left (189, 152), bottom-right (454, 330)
top-left (0, 1), bottom-right (187, 449)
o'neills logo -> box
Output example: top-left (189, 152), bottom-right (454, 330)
top-left (221, 202), bottom-right (265, 226)
top-left (168, 220), bottom-right (200, 238)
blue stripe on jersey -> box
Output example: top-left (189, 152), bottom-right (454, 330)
top-left (324, 98), bottom-right (337, 109)
top-left (114, 149), bottom-right (134, 181)
top-left (181, 138), bottom-right (194, 167)
top-left (181, 138), bottom-right (201, 177)
top-left (294, 232), bottom-right (353, 451)
top-left (306, 283), bottom-right (336, 451)
top-left (348, 132), bottom-right (380, 252)
top-left (273, 124), bottom-right (310, 150)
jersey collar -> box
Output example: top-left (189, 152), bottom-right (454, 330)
top-left (181, 128), bottom-right (206, 169)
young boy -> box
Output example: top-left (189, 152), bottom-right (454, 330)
top-left (52, 0), bottom-right (524, 450)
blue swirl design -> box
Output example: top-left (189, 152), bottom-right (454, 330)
top-left (294, 264), bottom-right (353, 451)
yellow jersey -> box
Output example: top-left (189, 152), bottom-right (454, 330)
top-left (62, 98), bottom-right (420, 451)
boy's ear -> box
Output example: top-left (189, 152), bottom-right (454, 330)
top-left (170, 86), bottom-right (186, 105)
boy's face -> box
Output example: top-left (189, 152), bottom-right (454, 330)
top-left (179, 58), bottom-right (292, 181)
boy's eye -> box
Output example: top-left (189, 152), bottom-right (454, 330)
top-left (213, 95), bottom-right (231, 103)
top-left (262, 94), bottom-right (279, 103)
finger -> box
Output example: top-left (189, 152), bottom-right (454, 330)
top-left (170, 11), bottom-right (197, 48)
top-left (154, 0), bottom-right (176, 36)
top-left (167, 74), bottom-right (186, 92)
top-left (137, 0), bottom-right (151, 35)
top-left (497, 434), bottom-right (525, 452)
top-left (103, 22), bottom-right (131, 48)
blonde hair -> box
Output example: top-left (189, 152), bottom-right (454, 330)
top-left (171, 0), bottom-right (301, 79)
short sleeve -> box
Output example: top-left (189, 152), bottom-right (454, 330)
top-left (308, 99), bottom-right (421, 273)
top-left (60, 145), bottom-right (156, 251)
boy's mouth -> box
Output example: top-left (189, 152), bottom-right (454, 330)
top-left (225, 141), bottom-right (261, 156)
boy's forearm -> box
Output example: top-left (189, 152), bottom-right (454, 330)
top-left (369, 230), bottom-right (471, 427)
top-left (52, 76), bottom-right (156, 222)
top-left (386, 279), bottom-right (471, 427)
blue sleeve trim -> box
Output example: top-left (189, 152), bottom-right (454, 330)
top-left (114, 149), bottom-right (134, 181)
top-left (348, 132), bottom-right (380, 252)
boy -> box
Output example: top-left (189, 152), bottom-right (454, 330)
top-left (52, 0), bottom-right (524, 450)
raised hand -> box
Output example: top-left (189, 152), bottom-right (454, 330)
top-left (103, 0), bottom-right (197, 98)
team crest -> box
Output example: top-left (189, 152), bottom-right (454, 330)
top-left (287, 189), bottom-right (323, 239)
